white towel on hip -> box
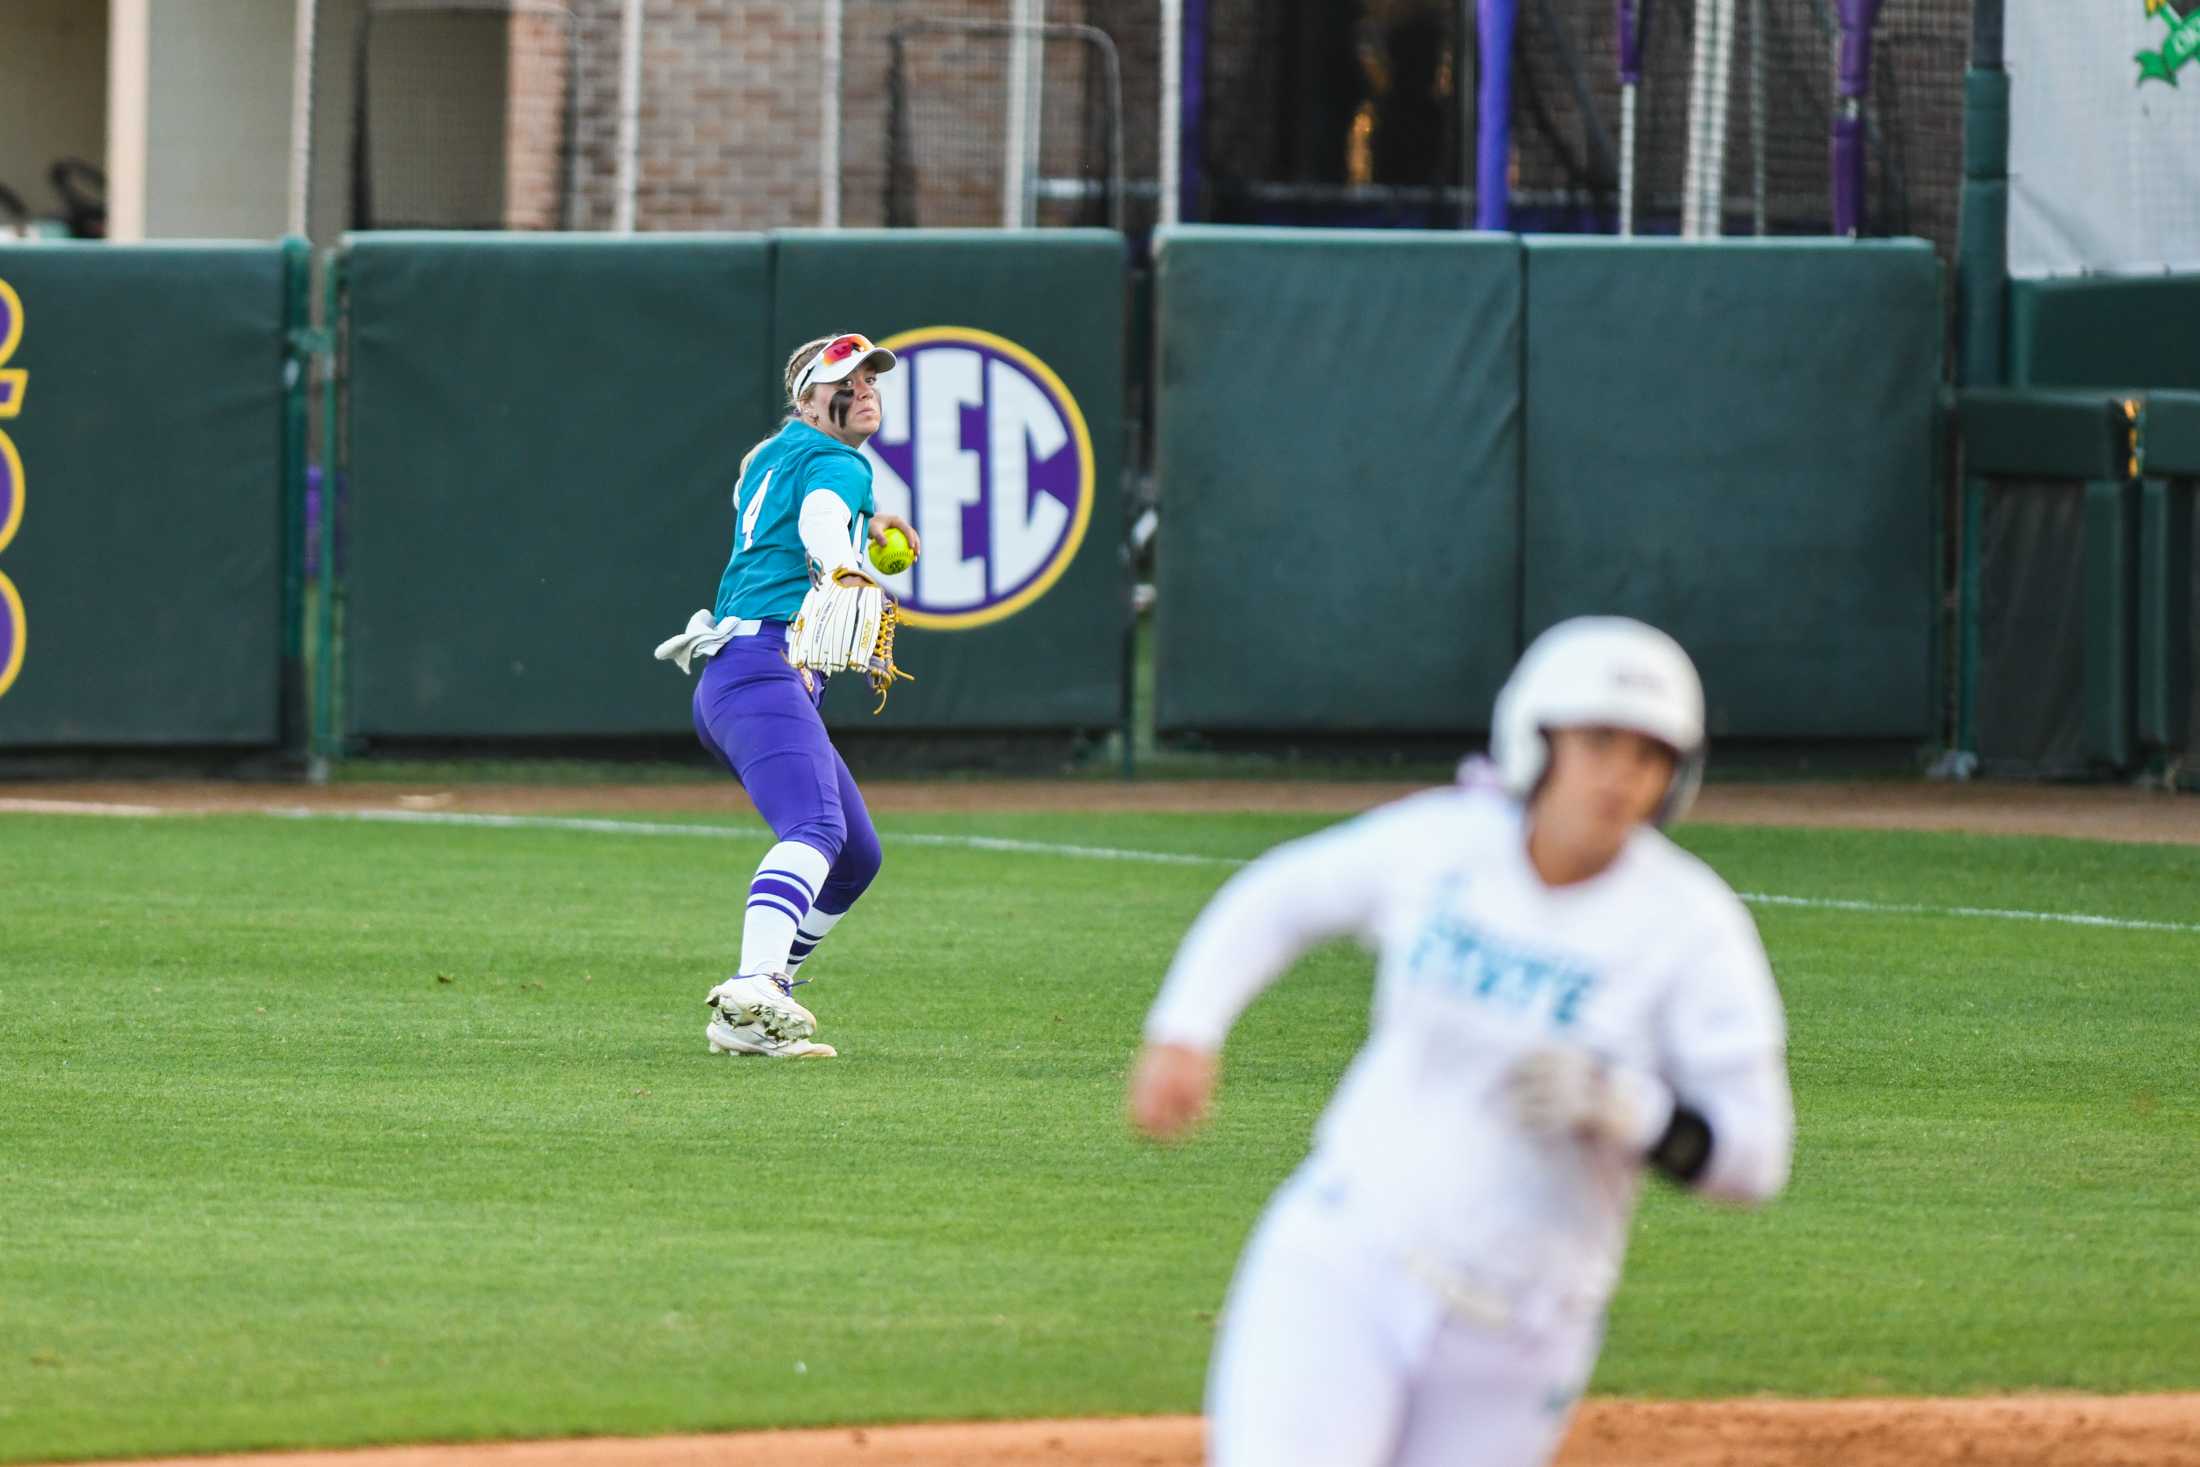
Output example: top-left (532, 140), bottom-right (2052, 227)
top-left (653, 609), bottom-right (759, 675)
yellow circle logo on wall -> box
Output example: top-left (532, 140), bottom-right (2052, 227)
top-left (858, 326), bottom-right (1094, 631)
top-left (0, 276), bottom-right (27, 700)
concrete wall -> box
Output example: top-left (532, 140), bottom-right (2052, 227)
top-left (0, 0), bottom-right (107, 231)
top-left (142, 0), bottom-right (295, 239)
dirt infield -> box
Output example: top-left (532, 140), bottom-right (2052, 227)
top-left (41, 1396), bottom-right (2200, 1467)
top-left (6, 776), bottom-right (2198, 845)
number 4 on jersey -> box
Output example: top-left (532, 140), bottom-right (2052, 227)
top-left (740, 468), bottom-right (772, 552)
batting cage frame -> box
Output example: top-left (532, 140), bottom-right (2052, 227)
top-left (884, 16), bottom-right (1127, 235)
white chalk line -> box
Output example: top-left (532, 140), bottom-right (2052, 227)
top-left (258, 806), bottom-right (1243, 868)
top-left (6, 799), bottom-right (2197, 936)
top-left (1736, 891), bottom-right (2200, 936)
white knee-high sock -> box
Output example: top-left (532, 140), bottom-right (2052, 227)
top-left (739, 841), bottom-right (833, 977)
top-left (785, 906), bottom-right (848, 975)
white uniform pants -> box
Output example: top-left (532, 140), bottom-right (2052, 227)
top-left (1206, 1181), bottom-right (1602, 1467)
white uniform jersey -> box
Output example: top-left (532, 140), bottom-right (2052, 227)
top-left (1145, 772), bottom-right (1793, 1327)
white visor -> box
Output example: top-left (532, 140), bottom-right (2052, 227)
top-left (793, 334), bottom-right (897, 400)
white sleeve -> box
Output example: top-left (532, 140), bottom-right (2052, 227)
top-left (1142, 796), bottom-right (1439, 1053)
top-left (798, 490), bottom-right (865, 579)
top-left (1657, 896), bottom-right (1794, 1205)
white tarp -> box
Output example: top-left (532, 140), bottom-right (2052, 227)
top-left (2009, 0), bottom-right (2200, 278)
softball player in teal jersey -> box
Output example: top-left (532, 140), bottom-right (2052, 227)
top-left (686, 332), bottom-right (921, 1059)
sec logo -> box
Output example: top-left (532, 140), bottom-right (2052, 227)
top-left (860, 327), bottom-right (1094, 630)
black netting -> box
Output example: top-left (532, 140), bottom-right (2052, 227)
top-left (1725, 0), bottom-right (1838, 235)
top-left (885, 19), bottom-right (1123, 231)
top-left (1201, 0), bottom-right (1474, 229)
top-left (1510, 0), bottom-right (1616, 230)
top-left (352, 0), bottom-right (578, 232)
top-left (1862, 0), bottom-right (1969, 258)
top-left (1190, 0), bottom-right (1967, 258)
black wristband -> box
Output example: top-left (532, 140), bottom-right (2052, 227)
top-left (1648, 1101), bottom-right (1713, 1185)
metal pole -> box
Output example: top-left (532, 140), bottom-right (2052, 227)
top-left (1023, 0), bottom-right (1046, 227)
top-left (1706, 0), bottom-right (1736, 234)
top-left (288, 0), bottom-right (319, 238)
top-left (614, 0), bottom-right (642, 232)
top-left (1683, 0), bottom-right (1735, 235)
top-left (1101, 28), bottom-right (1125, 234)
top-left (1831, 0), bottom-right (1881, 236)
top-left (1160, 0), bottom-right (1181, 228)
top-left (1617, 0), bottom-right (1647, 235)
top-left (1476, 0), bottom-right (1515, 230)
top-left (1953, 0), bottom-right (2008, 757)
top-left (821, 0), bottom-right (842, 227)
top-left (1004, 0), bottom-right (1038, 228)
top-left (1750, 0), bottom-right (1767, 235)
top-left (280, 237), bottom-right (312, 755)
top-left (310, 251), bottom-right (344, 783)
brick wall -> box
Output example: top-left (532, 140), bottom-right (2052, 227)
top-left (572, 0), bottom-right (1162, 233)
top-left (556, 0), bottom-right (825, 231)
top-left (320, 0), bottom-right (1171, 238)
top-left (506, 9), bottom-right (572, 227)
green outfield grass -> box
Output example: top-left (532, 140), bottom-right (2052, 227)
top-left (2, 807), bottom-right (2196, 1462)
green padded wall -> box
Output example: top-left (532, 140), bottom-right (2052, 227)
top-left (2140, 393), bottom-right (2200, 767)
top-left (1973, 481), bottom-right (2088, 774)
top-left (771, 230), bottom-right (1127, 732)
top-left (342, 234), bottom-right (776, 739)
top-left (1150, 226), bottom-right (1523, 734)
top-left (2010, 276), bottom-right (2200, 392)
top-left (0, 244), bottom-right (288, 747)
top-left (2082, 479), bottom-right (2139, 767)
top-left (1957, 390), bottom-right (2133, 480)
top-left (1524, 239), bottom-right (1941, 738)
top-left (2136, 478), bottom-right (2191, 754)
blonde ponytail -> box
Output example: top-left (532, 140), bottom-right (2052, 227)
top-left (738, 334), bottom-right (846, 481)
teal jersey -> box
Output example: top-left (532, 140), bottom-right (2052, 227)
top-left (713, 419), bottom-right (874, 622)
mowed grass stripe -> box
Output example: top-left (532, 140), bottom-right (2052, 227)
top-left (20, 799), bottom-right (2200, 935)
top-left (0, 811), bottom-right (2195, 1461)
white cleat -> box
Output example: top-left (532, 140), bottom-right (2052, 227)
top-left (706, 1017), bottom-right (837, 1060)
top-left (704, 974), bottom-right (817, 1044)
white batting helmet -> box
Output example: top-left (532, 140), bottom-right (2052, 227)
top-left (1490, 616), bottom-right (1707, 825)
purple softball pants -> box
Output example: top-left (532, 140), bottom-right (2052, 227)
top-left (691, 621), bottom-right (881, 915)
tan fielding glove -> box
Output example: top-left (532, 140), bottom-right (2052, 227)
top-left (786, 568), bottom-right (915, 713)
